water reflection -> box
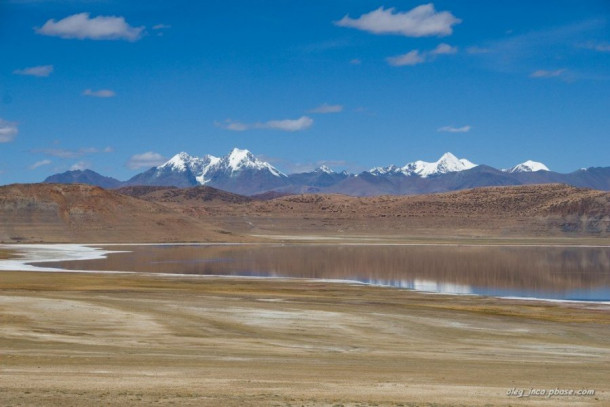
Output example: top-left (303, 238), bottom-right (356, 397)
top-left (42, 244), bottom-right (610, 301)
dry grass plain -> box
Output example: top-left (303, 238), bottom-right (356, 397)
top-left (1, 270), bottom-right (609, 407)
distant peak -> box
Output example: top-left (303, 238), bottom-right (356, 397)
top-left (316, 165), bottom-right (334, 174)
top-left (508, 160), bottom-right (550, 173)
top-left (229, 147), bottom-right (252, 157)
top-left (439, 152), bottom-right (458, 161)
top-left (397, 153), bottom-right (477, 178)
top-left (227, 147), bottom-right (256, 167)
top-left (168, 151), bottom-right (194, 161)
top-left (160, 152), bottom-right (196, 171)
top-left (220, 147), bottom-right (285, 177)
top-left (368, 164), bottom-right (400, 175)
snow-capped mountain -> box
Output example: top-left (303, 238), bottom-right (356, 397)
top-left (200, 148), bottom-right (289, 195)
top-left (369, 165), bottom-right (401, 176)
top-left (403, 152), bottom-right (477, 177)
top-left (44, 148), bottom-right (610, 195)
top-left (156, 152), bottom-right (220, 185)
top-left (316, 165), bottom-right (334, 174)
top-left (206, 148), bottom-right (285, 180)
top-left (369, 152), bottom-right (477, 178)
top-left (124, 148), bottom-right (288, 194)
top-left (159, 152), bottom-right (213, 173)
top-left (505, 160), bottom-right (550, 173)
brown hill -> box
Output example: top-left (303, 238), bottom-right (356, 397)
top-left (116, 185), bottom-right (252, 218)
top-left (201, 184), bottom-right (610, 237)
top-left (0, 184), bottom-right (237, 243)
top-left (117, 185), bottom-right (251, 204)
top-left (1, 183), bottom-right (608, 243)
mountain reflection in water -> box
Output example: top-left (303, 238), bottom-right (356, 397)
top-left (41, 244), bottom-right (610, 301)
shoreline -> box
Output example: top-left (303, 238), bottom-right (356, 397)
top-left (1, 242), bottom-right (609, 305)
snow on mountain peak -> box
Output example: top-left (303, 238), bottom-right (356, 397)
top-left (153, 148), bottom-right (285, 185)
top-left (439, 152), bottom-right (458, 161)
top-left (316, 165), bottom-right (334, 174)
top-left (223, 147), bottom-right (284, 177)
top-left (367, 153), bottom-right (477, 177)
top-left (439, 151), bottom-right (476, 169)
top-left (160, 152), bottom-right (208, 172)
top-left (507, 160), bottom-right (550, 173)
top-left (402, 152), bottom-right (477, 178)
top-left (158, 149), bottom-right (483, 184)
top-left (369, 165), bottom-right (400, 176)
top-left (227, 148), bottom-right (256, 170)
top-left (161, 152), bottom-right (190, 171)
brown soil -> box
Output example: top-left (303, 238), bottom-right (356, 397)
top-left (0, 183), bottom-right (241, 243)
top-left (1, 271), bottom-right (608, 406)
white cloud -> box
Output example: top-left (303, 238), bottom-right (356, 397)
top-left (13, 65), bottom-right (54, 77)
top-left (350, 58), bottom-right (362, 65)
top-left (438, 125), bottom-right (471, 133)
top-left (29, 159), bottom-right (52, 170)
top-left (217, 121), bottom-right (249, 131)
top-left (126, 152), bottom-right (166, 169)
top-left (530, 69), bottom-right (566, 78)
top-left (309, 103), bottom-right (344, 114)
top-left (36, 12), bottom-right (144, 41)
top-left (70, 161), bottom-right (90, 171)
top-left (0, 118), bottom-right (18, 143)
top-left (335, 5), bottom-right (461, 37)
top-left (430, 43), bottom-right (457, 55)
top-left (387, 50), bottom-right (426, 66)
top-left (265, 116), bottom-right (313, 131)
top-left (387, 43), bottom-right (457, 67)
top-left (218, 116), bottom-right (314, 132)
top-left (152, 23), bottom-right (170, 36)
top-left (83, 89), bottom-right (116, 98)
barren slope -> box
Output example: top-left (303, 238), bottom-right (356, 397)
top-left (0, 184), bottom-right (236, 243)
top-left (200, 184), bottom-right (610, 237)
top-left (116, 185), bottom-right (252, 218)
top-left (117, 185), bottom-right (251, 204)
top-left (2, 183), bottom-right (608, 243)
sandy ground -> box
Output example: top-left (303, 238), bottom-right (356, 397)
top-left (1, 270), bottom-right (609, 406)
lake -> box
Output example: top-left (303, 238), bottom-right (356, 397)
top-left (33, 243), bottom-right (610, 302)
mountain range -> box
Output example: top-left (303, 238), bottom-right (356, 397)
top-left (43, 148), bottom-right (610, 196)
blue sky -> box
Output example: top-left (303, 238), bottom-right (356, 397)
top-left (1, 0), bottom-right (609, 183)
